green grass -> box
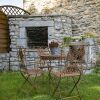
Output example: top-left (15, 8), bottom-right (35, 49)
top-left (0, 70), bottom-right (100, 100)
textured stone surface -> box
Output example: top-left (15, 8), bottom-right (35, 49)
top-left (1, 15), bottom-right (71, 70)
top-left (23, 0), bottom-right (99, 36)
top-left (19, 21), bottom-right (54, 27)
top-left (1, 0), bottom-right (99, 70)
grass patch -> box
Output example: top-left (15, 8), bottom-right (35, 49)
top-left (0, 71), bottom-right (100, 100)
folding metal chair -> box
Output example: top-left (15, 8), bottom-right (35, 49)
top-left (68, 45), bottom-right (85, 73)
top-left (17, 48), bottom-right (43, 91)
top-left (51, 45), bottom-right (84, 100)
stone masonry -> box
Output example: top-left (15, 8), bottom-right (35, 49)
top-left (0, 0), bottom-right (98, 70)
top-left (7, 15), bottom-right (72, 70)
top-left (23, 0), bottom-right (99, 36)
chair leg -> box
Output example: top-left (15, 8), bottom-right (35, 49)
top-left (21, 73), bottom-right (37, 90)
top-left (21, 73), bottom-right (31, 85)
top-left (17, 75), bottom-right (30, 94)
top-left (72, 76), bottom-right (81, 100)
top-left (67, 75), bottom-right (81, 98)
top-left (52, 76), bottom-right (61, 97)
top-left (22, 75), bottom-right (30, 86)
top-left (33, 74), bottom-right (38, 82)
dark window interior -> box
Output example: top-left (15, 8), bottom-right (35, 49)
top-left (26, 27), bottom-right (48, 48)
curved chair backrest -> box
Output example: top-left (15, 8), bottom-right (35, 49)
top-left (67, 45), bottom-right (85, 62)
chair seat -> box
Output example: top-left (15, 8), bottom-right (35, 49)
top-left (52, 67), bottom-right (80, 77)
top-left (26, 68), bottom-right (42, 77)
top-left (53, 71), bottom-right (80, 77)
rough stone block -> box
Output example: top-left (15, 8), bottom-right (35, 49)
top-left (19, 20), bottom-right (54, 27)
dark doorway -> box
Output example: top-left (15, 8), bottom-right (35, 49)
top-left (26, 27), bottom-right (48, 48)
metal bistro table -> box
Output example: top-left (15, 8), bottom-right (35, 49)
top-left (37, 46), bottom-right (82, 99)
top-left (37, 48), bottom-right (67, 96)
top-left (37, 47), bottom-right (66, 71)
top-left (39, 53), bottom-right (66, 78)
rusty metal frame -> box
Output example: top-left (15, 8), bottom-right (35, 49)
top-left (0, 5), bottom-right (30, 16)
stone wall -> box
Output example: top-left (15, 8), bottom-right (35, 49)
top-left (70, 0), bottom-right (98, 36)
top-left (96, 0), bottom-right (100, 34)
top-left (23, 0), bottom-right (99, 36)
top-left (7, 15), bottom-right (72, 70)
top-left (0, 0), bottom-right (99, 70)
top-left (0, 53), bottom-right (10, 71)
top-left (0, 14), bottom-right (96, 70)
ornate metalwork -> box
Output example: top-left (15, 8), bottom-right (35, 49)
top-left (26, 27), bottom-right (48, 48)
top-left (0, 5), bottom-right (30, 16)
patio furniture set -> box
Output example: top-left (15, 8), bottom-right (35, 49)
top-left (17, 44), bottom-right (85, 100)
